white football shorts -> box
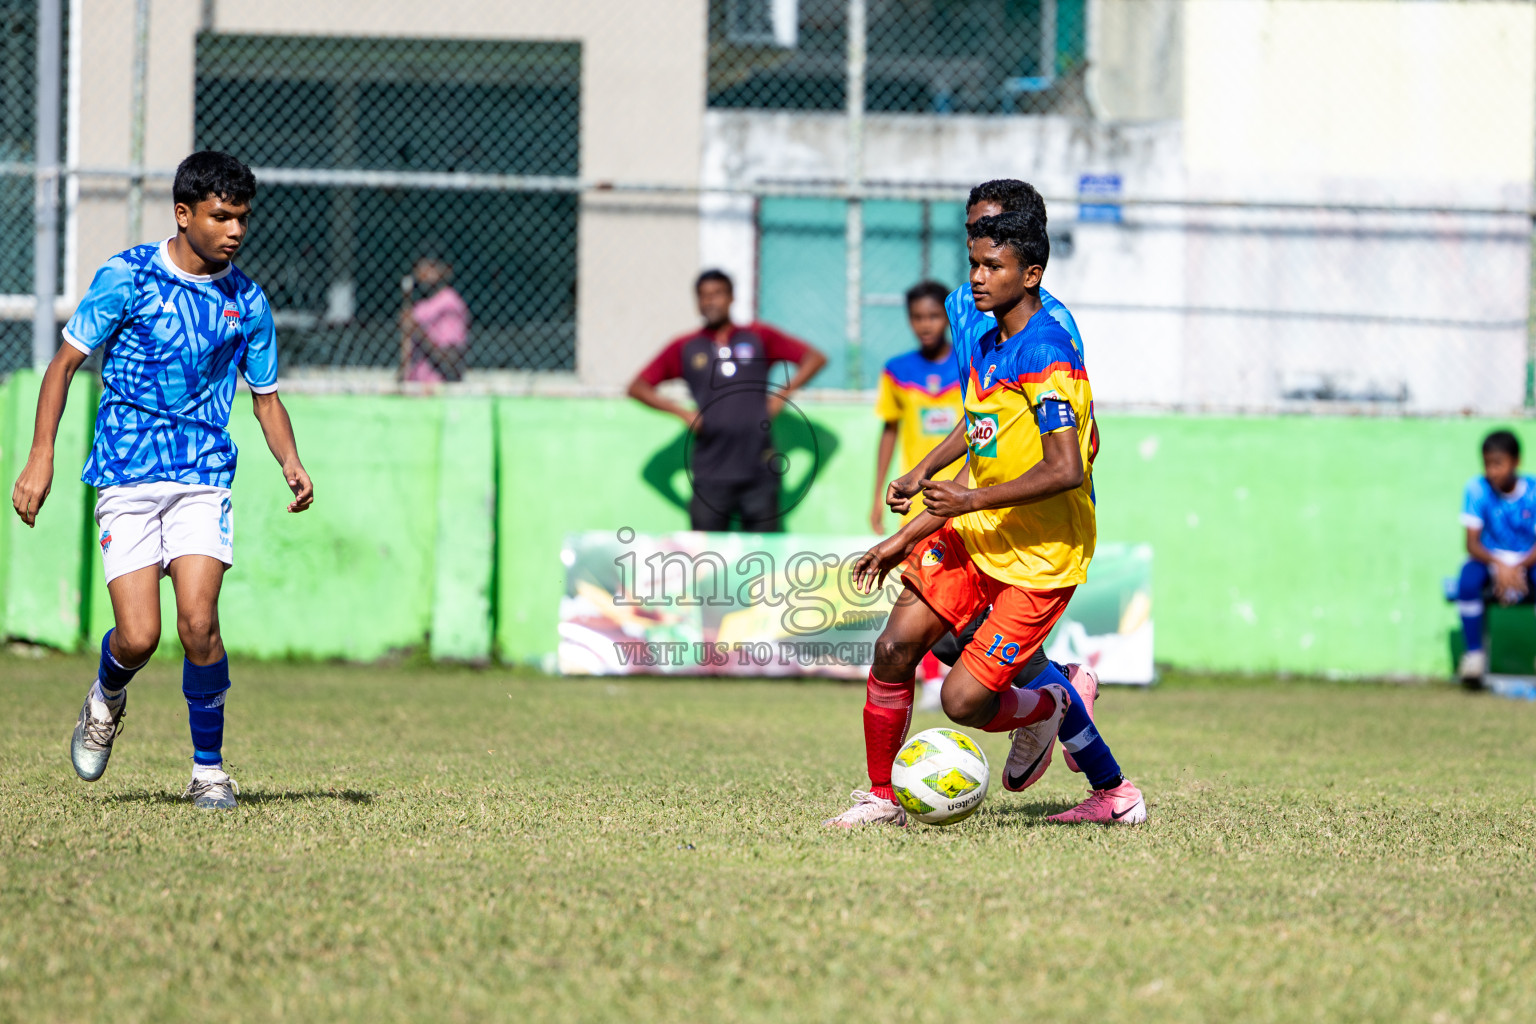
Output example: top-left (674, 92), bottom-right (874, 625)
top-left (94, 481), bottom-right (234, 584)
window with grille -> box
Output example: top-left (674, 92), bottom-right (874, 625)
top-left (194, 35), bottom-right (581, 372)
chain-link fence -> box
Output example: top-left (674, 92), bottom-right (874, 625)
top-left (4, 0), bottom-right (1535, 413)
top-left (710, 0), bottom-right (1088, 114)
top-left (193, 34), bottom-right (579, 375)
top-left (0, 0), bottom-right (65, 376)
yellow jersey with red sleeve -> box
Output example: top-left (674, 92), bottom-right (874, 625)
top-left (950, 306), bottom-right (1098, 590)
top-left (874, 348), bottom-right (965, 520)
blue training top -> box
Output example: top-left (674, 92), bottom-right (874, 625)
top-left (1461, 475), bottom-right (1536, 555)
top-left (63, 239), bottom-right (278, 489)
top-left (945, 284), bottom-right (1085, 364)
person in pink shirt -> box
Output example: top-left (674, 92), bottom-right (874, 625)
top-left (398, 256), bottom-right (469, 384)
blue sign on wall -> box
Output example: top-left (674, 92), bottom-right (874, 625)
top-left (1077, 173), bottom-right (1123, 223)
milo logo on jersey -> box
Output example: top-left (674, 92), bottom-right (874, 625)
top-left (920, 407), bottom-right (957, 435)
top-left (967, 413), bottom-right (999, 458)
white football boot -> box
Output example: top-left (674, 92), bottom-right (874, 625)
top-left (1002, 683), bottom-right (1070, 792)
top-left (70, 682), bottom-right (126, 782)
top-left (823, 789), bottom-right (907, 827)
top-left (1458, 650), bottom-right (1487, 690)
top-left (183, 765), bottom-right (240, 810)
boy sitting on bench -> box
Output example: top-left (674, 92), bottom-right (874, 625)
top-left (1456, 429), bottom-right (1536, 688)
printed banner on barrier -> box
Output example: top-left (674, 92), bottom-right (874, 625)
top-left (558, 531), bottom-right (1153, 683)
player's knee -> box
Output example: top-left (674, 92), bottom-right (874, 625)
top-left (941, 685), bottom-right (991, 727)
top-left (115, 625), bottom-right (159, 665)
top-left (872, 637), bottom-right (924, 681)
top-left (176, 611), bottom-right (220, 654)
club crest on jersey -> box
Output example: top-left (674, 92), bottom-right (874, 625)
top-left (925, 373), bottom-right (942, 393)
top-left (691, 351), bottom-right (709, 370)
top-left (983, 364), bottom-right (997, 389)
top-left (222, 304), bottom-right (240, 324)
top-left (921, 540), bottom-right (946, 567)
top-left (967, 413), bottom-right (999, 458)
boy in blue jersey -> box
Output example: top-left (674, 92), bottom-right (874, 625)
top-left (9, 151), bottom-right (314, 809)
top-left (951, 179), bottom-right (1085, 362)
top-left (1455, 430), bottom-right (1536, 688)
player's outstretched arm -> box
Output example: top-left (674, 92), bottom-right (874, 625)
top-left (887, 418), bottom-right (968, 514)
top-left (919, 426), bottom-right (1083, 518)
top-left (851, 509), bottom-right (948, 595)
top-left (11, 344), bottom-right (88, 527)
top-left (250, 391), bottom-right (314, 513)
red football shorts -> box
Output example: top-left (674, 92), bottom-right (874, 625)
top-left (900, 523), bottom-right (1076, 693)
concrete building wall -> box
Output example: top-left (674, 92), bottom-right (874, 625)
top-left (699, 110), bottom-right (1191, 406)
top-left (1088, 0), bottom-right (1181, 121)
top-left (1183, 0), bottom-right (1535, 192)
top-left (53, 0), bottom-right (1536, 405)
top-left (65, 0), bottom-right (708, 388)
top-left (1175, 0), bottom-right (1535, 414)
top-left (701, 0), bottom-right (1536, 413)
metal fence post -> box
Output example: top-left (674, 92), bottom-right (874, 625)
top-left (1527, 9), bottom-right (1536, 413)
top-left (844, 0), bottom-right (865, 389)
top-left (1526, 209), bottom-right (1535, 411)
top-left (126, 0), bottom-right (151, 246)
top-left (31, 0), bottom-right (62, 372)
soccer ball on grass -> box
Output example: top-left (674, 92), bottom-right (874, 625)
top-left (891, 727), bottom-right (990, 825)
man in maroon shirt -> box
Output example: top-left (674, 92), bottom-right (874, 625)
top-left (629, 270), bottom-right (827, 531)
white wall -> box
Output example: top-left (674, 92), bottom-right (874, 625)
top-left (1184, 0), bottom-right (1535, 192)
top-left (701, 0), bottom-right (1536, 414)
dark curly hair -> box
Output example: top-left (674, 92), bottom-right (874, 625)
top-left (967, 211), bottom-right (1049, 272)
top-left (173, 150), bottom-right (256, 208)
top-left (904, 280), bottom-right (949, 309)
top-left (1484, 429), bottom-right (1521, 460)
top-left (966, 179), bottom-right (1046, 225)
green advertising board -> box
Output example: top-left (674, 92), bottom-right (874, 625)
top-left (558, 531), bottom-right (1153, 682)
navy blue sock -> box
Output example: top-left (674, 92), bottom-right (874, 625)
top-left (97, 629), bottom-right (140, 698)
top-left (1457, 560), bottom-right (1489, 653)
top-left (1024, 662), bottom-right (1123, 790)
top-left (183, 656), bottom-right (231, 768)
top-left (1459, 604), bottom-right (1487, 653)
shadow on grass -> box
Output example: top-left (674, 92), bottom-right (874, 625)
top-left (105, 789), bottom-right (375, 806)
top-left (986, 799), bottom-right (1078, 820)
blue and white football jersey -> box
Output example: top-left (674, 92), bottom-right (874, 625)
top-left (63, 239), bottom-right (277, 489)
top-left (946, 284), bottom-right (1085, 365)
top-left (1461, 475), bottom-right (1536, 555)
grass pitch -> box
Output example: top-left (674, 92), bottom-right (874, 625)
top-left (2, 655), bottom-right (1535, 1023)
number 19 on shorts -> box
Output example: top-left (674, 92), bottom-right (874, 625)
top-left (986, 633), bottom-right (1021, 666)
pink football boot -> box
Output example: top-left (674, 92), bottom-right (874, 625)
top-left (1045, 780), bottom-right (1147, 825)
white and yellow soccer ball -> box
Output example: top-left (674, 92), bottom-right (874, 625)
top-left (891, 727), bottom-right (990, 826)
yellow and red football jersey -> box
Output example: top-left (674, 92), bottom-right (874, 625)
top-left (949, 306), bottom-right (1097, 590)
top-left (874, 348), bottom-right (965, 520)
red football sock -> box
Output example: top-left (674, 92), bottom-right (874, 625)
top-left (864, 671), bottom-right (914, 802)
top-left (919, 651), bottom-right (943, 683)
top-left (980, 686), bottom-right (1055, 733)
